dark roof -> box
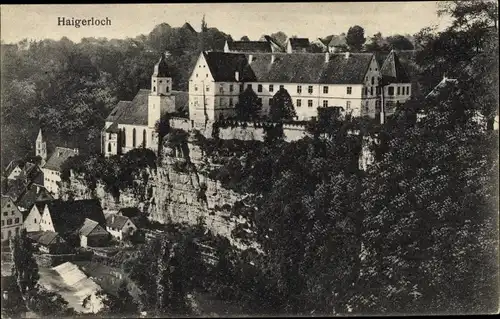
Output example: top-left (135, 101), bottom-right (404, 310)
top-left (172, 90), bottom-right (188, 112)
top-left (226, 41), bottom-right (272, 53)
top-left (105, 90), bottom-right (149, 125)
top-left (3, 179), bottom-right (27, 202)
top-left (16, 183), bottom-right (54, 211)
top-left (105, 122), bottom-right (120, 133)
top-left (152, 54), bottom-right (173, 77)
top-left (43, 147), bottom-right (78, 171)
top-left (328, 35), bottom-right (346, 47)
top-left (245, 52), bottom-right (373, 84)
top-left (263, 35), bottom-right (286, 52)
top-left (46, 199), bottom-right (105, 234)
top-left (203, 52), bottom-right (257, 82)
top-left (182, 22), bottom-right (197, 33)
top-left (106, 214), bottom-right (133, 230)
top-left (289, 38), bottom-right (310, 50)
top-left (3, 161), bottom-right (40, 181)
top-left (117, 207), bottom-right (141, 218)
top-left (36, 231), bottom-right (63, 246)
top-left (380, 50), bottom-right (411, 83)
top-left (79, 218), bottom-right (109, 237)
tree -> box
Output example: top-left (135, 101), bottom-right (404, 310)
top-left (10, 229), bottom-right (39, 297)
top-left (240, 36), bottom-right (250, 41)
top-left (438, 0), bottom-right (498, 31)
top-left (235, 87), bottom-right (262, 121)
top-left (95, 281), bottom-right (138, 315)
top-left (270, 31), bottom-right (288, 48)
top-left (386, 34), bottom-right (414, 50)
top-left (346, 25), bottom-right (366, 52)
top-left (270, 88), bottom-right (296, 122)
top-left (27, 287), bottom-right (74, 317)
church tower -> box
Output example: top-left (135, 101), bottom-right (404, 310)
top-left (148, 53), bottom-right (176, 148)
top-left (35, 128), bottom-right (47, 166)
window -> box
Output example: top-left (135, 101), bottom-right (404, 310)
top-left (229, 98), bottom-right (233, 106)
top-left (280, 85), bottom-right (284, 90)
top-left (143, 129), bottom-right (147, 147)
top-left (388, 87), bottom-right (394, 96)
top-left (371, 77), bottom-right (375, 85)
top-left (297, 85), bottom-right (302, 93)
top-left (153, 87), bottom-right (156, 92)
top-left (196, 73), bottom-right (198, 78)
top-left (107, 143), bottom-right (111, 153)
top-left (376, 87), bottom-right (381, 95)
top-left (269, 84), bottom-right (274, 92)
top-left (258, 84), bottom-right (263, 92)
top-left (297, 99), bottom-right (302, 107)
top-left (240, 84), bottom-right (244, 92)
top-left (406, 86), bottom-right (410, 95)
top-left (132, 128), bottom-right (136, 147)
top-left (257, 98), bottom-right (262, 105)
top-left (375, 100), bottom-right (381, 111)
top-left (346, 101), bottom-right (351, 110)
top-left (347, 87), bottom-right (352, 95)
top-left (15, 227), bottom-right (19, 234)
top-left (247, 84), bottom-right (252, 89)
top-left (7, 219), bottom-right (12, 225)
top-left (364, 87), bottom-right (368, 95)
top-left (370, 87), bottom-right (374, 96)
top-left (397, 87), bottom-right (401, 95)
top-left (269, 98), bottom-right (273, 106)
top-left (34, 218), bottom-right (37, 223)
top-left (219, 85), bottom-right (224, 93)
top-left (206, 85), bottom-right (210, 92)
top-left (323, 100), bottom-right (328, 107)
top-left (7, 230), bottom-right (11, 239)
top-left (308, 100), bottom-right (313, 107)
top-left (323, 86), bottom-right (328, 94)
top-left (229, 84), bottom-right (234, 92)
top-left (1, 220), bottom-right (4, 226)
top-left (308, 86), bottom-right (313, 94)
top-left (122, 128), bottom-right (126, 146)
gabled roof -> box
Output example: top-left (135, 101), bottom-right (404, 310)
top-left (79, 218), bottom-right (109, 237)
top-left (105, 122), bottom-right (120, 133)
top-left (328, 34), bottom-right (346, 47)
top-left (203, 52), bottom-right (256, 82)
top-left (31, 231), bottom-right (64, 246)
top-left (182, 22), bottom-right (197, 33)
top-left (226, 40), bottom-right (272, 53)
top-left (152, 54), bottom-right (173, 77)
top-left (106, 214), bottom-right (133, 230)
top-left (380, 50), bottom-right (411, 83)
top-left (3, 160), bottom-right (40, 180)
top-left (245, 52), bottom-right (374, 84)
top-left (44, 147), bottom-right (78, 172)
top-left (288, 38), bottom-right (310, 50)
top-left (1, 195), bottom-right (16, 210)
top-left (105, 90), bottom-right (150, 125)
top-left (3, 179), bottom-right (27, 202)
top-left (263, 35), bottom-right (286, 52)
top-left (16, 184), bottom-right (54, 211)
top-left (45, 199), bottom-right (106, 234)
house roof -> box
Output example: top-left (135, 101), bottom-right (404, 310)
top-left (44, 147), bottom-right (78, 172)
top-left (328, 35), bottom-right (346, 47)
top-left (203, 52), bottom-right (256, 82)
top-left (1, 195), bottom-right (16, 210)
top-left (263, 35), bottom-right (286, 52)
top-left (182, 22), bottom-right (197, 33)
top-left (380, 50), bottom-right (411, 83)
top-left (16, 183), bottom-right (54, 211)
top-left (3, 179), bottom-right (27, 202)
top-left (105, 122), bottom-right (120, 133)
top-left (37, 231), bottom-right (63, 246)
top-left (288, 38), bottom-right (310, 50)
top-left (226, 40), bottom-right (272, 53)
top-left (105, 90), bottom-right (150, 125)
top-left (3, 160), bottom-right (40, 181)
top-left (45, 199), bottom-right (106, 234)
top-left (79, 218), bottom-right (109, 237)
top-left (106, 214), bottom-right (133, 230)
top-left (244, 52), bottom-right (374, 84)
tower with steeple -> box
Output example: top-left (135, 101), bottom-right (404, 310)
top-left (148, 53), bottom-right (176, 129)
top-left (35, 128), bottom-right (47, 166)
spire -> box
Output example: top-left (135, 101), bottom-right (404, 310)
top-left (36, 128), bottom-right (43, 141)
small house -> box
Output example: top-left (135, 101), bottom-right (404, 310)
top-left (79, 218), bottom-right (110, 248)
top-left (23, 200), bottom-right (54, 232)
top-left (28, 231), bottom-right (69, 254)
top-left (105, 214), bottom-right (137, 241)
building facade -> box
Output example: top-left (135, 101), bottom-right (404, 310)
top-left (1, 196), bottom-right (23, 242)
top-left (42, 147), bottom-right (79, 198)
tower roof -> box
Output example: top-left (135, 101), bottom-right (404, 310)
top-left (380, 50), bottom-right (411, 83)
top-left (152, 53), bottom-right (173, 77)
top-left (36, 128), bottom-right (43, 141)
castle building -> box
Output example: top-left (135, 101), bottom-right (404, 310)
top-left (188, 50), bottom-right (411, 124)
top-left (102, 53), bottom-right (187, 157)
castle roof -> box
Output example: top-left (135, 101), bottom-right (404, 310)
top-left (226, 40), bottom-right (272, 53)
top-left (380, 50), bottom-right (411, 83)
top-left (44, 147), bottom-right (78, 172)
top-left (288, 38), bottom-right (310, 51)
top-left (106, 90), bottom-right (149, 125)
top-left (242, 52), bottom-right (374, 84)
top-left (203, 52), bottom-right (256, 82)
top-left (153, 53), bottom-right (173, 77)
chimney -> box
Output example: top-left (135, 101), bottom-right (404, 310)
top-left (325, 52), bottom-right (330, 63)
top-left (248, 54), bottom-right (253, 64)
top-left (235, 71), bottom-right (239, 81)
top-left (345, 52), bottom-right (350, 59)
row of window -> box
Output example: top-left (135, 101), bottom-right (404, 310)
top-left (1, 227), bottom-right (20, 240)
top-left (2, 211), bottom-right (16, 216)
top-left (195, 83), bottom-right (354, 95)
top-left (1, 218), bottom-right (20, 226)
top-left (364, 87), bottom-right (380, 96)
top-left (296, 99), bottom-right (352, 109)
top-left (113, 128), bottom-right (147, 149)
top-left (388, 86), bottom-right (410, 96)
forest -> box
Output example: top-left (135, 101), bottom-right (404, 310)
top-left (1, 0), bottom-right (499, 317)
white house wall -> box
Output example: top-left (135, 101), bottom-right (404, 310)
top-left (24, 205), bottom-right (42, 232)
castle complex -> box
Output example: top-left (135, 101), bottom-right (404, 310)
top-left (101, 38), bottom-right (414, 157)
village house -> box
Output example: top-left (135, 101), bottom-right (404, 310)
top-left (286, 38), bottom-right (311, 53)
top-left (224, 35), bottom-right (285, 54)
top-left (79, 218), bottom-right (110, 248)
top-left (15, 183), bottom-right (53, 213)
top-left (23, 200), bottom-right (54, 232)
top-left (39, 199), bottom-right (107, 247)
top-left (27, 230), bottom-right (69, 254)
top-left (41, 146), bottom-right (79, 198)
top-left (3, 160), bottom-right (43, 184)
top-left (1, 196), bottom-right (23, 242)
top-left (105, 213), bottom-right (138, 241)
top-left (102, 53), bottom-right (188, 156)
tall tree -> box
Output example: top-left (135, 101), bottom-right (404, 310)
top-left (235, 87), bottom-right (262, 121)
top-left (240, 36), bottom-right (250, 41)
top-left (270, 88), bottom-right (296, 122)
top-left (95, 280), bottom-right (138, 316)
top-left (10, 229), bottom-right (39, 297)
top-left (346, 25), bottom-right (366, 52)
top-left (386, 34), bottom-right (414, 50)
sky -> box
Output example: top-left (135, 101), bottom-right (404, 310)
top-left (1, 2), bottom-right (453, 44)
